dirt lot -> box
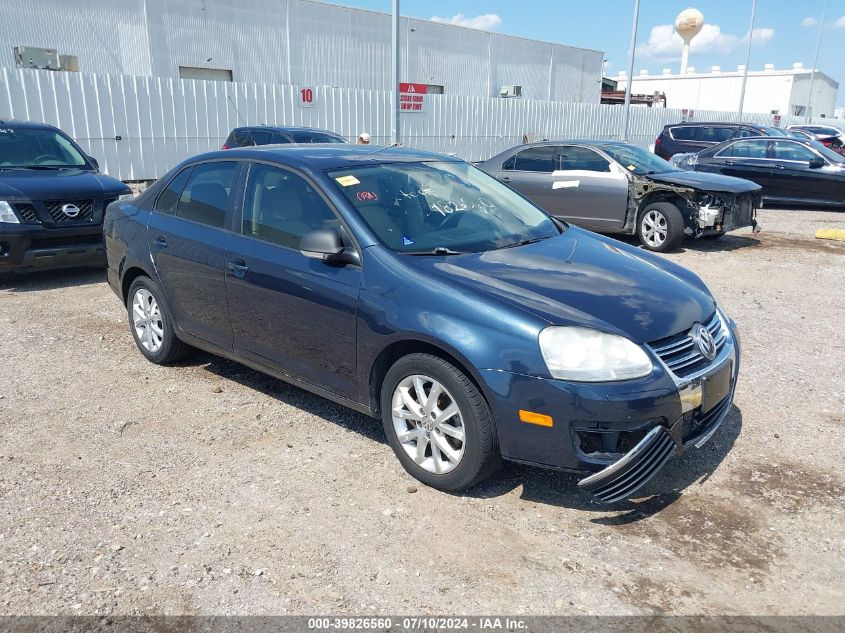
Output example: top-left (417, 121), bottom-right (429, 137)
top-left (1, 208), bottom-right (843, 616)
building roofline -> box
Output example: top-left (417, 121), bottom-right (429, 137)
top-left (303, 0), bottom-right (604, 55)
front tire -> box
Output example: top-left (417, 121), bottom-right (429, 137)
top-left (638, 202), bottom-right (685, 252)
top-left (380, 353), bottom-right (499, 492)
top-left (126, 276), bottom-right (192, 364)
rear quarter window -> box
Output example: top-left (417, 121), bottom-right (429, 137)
top-left (669, 127), bottom-right (698, 141)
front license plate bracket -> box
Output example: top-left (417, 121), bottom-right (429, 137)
top-left (702, 362), bottom-right (732, 413)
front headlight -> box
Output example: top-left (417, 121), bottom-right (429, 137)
top-left (0, 201), bottom-right (20, 224)
top-left (538, 326), bottom-right (653, 382)
top-left (118, 193), bottom-right (135, 201)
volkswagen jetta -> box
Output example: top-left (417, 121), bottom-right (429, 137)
top-left (104, 145), bottom-right (739, 502)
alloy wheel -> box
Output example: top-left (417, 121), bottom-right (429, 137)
top-left (641, 209), bottom-right (668, 248)
top-left (391, 374), bottom-right (466, 474)
top-left (132, 288), bottom-right (164, 353)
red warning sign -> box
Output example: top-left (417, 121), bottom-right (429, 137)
top-left (399, 83), bottom-right (427, 113)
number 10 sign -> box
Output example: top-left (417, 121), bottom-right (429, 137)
top-left (298, 87), bottom-right (317, 108)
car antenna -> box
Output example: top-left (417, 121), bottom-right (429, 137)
top-left (226, 95), bottom-right (258, 146)
top-left (359, 143), bottom-right (402, 159)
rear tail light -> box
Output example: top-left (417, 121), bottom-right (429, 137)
top-left (655, 136), bottom-right (662, 145)
top-left (221, 144), bottom-right (231, 150)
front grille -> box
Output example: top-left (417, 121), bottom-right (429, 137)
top-left (649, 311), bottom-right (727, 378)
top-left (45, 199), bottom-right (95, 224)
top-left (14, 203), bottom-right (40, 224)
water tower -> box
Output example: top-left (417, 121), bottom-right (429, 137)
top-left (675, 8), bottom-right (704, 75)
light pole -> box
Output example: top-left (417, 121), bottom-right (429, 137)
top-left (621, 0), bottom-right (641, 142)
top-left (806, 0), bottom-right (828, 122)
top-left (391, 0), bottom-right (400, 145)
top-left (737, 0), bottom-right (757, 118)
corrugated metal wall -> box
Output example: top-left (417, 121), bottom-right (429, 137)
top-left (1, 68), bottom-right (838, 181)
top-left (0, 0), bottom-right (603, 102)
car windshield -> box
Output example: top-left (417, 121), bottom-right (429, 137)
top-left (327, 160), bottom-right (562, 254)
top-left (601, 144), bottom-right (678, 174)
top-left (808, 140), bottom-right (845, 164)
top-left (0, 126), bottom-right (89, 168)
top-left (290, 131), bottom-right (346, 143)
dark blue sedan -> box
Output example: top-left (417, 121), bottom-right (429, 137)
top-left (104, 145), bottom-right (739, 502)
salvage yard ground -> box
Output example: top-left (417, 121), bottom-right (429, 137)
top-left (1, 208), bottom-right (843, 615)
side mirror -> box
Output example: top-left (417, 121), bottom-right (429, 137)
top-left (88, 156), bottom-right (100, 170)
top-left (299, 227), bottom-right (360, 266)
top-left (809, 158), bottom-right (825, 169)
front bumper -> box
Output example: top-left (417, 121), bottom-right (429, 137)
top-left (474, 320), bottom-right (739, 502)
top-left (0, 225), bottom-right (105, 273)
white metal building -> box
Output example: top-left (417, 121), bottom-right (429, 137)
top-left (0, 0), bottom-right (603, 103)
top-left (615, 64), bottom-right (839, 118)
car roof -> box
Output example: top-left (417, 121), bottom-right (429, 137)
top-left (234, 125), bottom-right (342, 136)
top-left (664, 122), bottom-right (770, 129)
top-left (507, 140), bottom-right (643, 149)
top-left (0, 119), bottom-right (60, 131)
top-left (707, 134), bottom-right (817, 151)
top-left (185, 144), bottom-right (459, 171)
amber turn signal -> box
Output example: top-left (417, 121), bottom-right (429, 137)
top-left (519, 410), bottom-right (553, 427)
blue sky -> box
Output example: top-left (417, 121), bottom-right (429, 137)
top-left (334, 1), bottom-right (842, 86)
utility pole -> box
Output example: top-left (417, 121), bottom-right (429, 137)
top-left (391, 0), bottom-right (400, 145)
top-left (621, 0), bottom-right (641, 142)
top-left (806, 0), bottom-right (828, 122)
top-left (737, 0), bottom-right (757, 118)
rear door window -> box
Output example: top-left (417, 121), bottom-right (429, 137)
top-left (509, 146), bottom-right (558, 172)
top-left (699, 127), bottom-right (736, 143)
top-left (716, 140), bottom-right (771, 159)
top-left (558, 146), bottom-right (611, 172)
top-left (175, 161), bottom-right (240, 228)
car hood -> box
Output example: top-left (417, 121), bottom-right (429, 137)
top-left (0, 169), bottom-right (128, 200)
top-left (645, 170), bottom-right (761, 194)
top-left (417, 227), bottom-right (715, 344)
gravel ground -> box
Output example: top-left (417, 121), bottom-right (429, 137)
top-left (0, 208), bottom-right (843, 616)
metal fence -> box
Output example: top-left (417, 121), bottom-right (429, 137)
top-left (2, 68), bottom-right (840, 181)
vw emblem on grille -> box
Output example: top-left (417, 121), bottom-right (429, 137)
top-left (61, 203), bottom-right (81, 218)
top-left (691, 323), bottom-right (717, 361)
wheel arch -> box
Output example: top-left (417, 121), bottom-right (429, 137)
top-left (121, 265), bottom-right (154, 303)
top-left (367, 338), bottom-right (485, 419)
top-left (637, 190), bottom-right (690, 218)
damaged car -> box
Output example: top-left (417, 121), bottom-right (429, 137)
top-left (477, 141), bottom-right (761, 252)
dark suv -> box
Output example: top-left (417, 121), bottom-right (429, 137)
top-left (654, 122), bottom-right (789, 159)
top-left (222, 126), bottom-right (346, 149)
top-left (0, 120), bottom-right (130, 275)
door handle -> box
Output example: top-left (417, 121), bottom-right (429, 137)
top-left (500, 176), bottom-right (511, 183)
top-left (723, 161), bottom-right (736, 166)
top-left (152, 236), bottom-right (167, 249)
top-left (226, 259), bottom-right (249, 278)
top-left (773, 164), bottom-right (785, 170)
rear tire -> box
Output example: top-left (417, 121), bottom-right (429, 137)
top-left (126, 276), bottom-right (192, 364)
top-left (380, 353), bottom-right (500, 492)
top-left (638, 202), bottom-right (685, 252)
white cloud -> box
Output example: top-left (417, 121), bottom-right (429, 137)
top-left (833, 16), bottom-right (845, 29)
top-left (749, 27), bottom-right (775, 45)
top-left (430, 13), bottom-right (502, 31)
top-left (636, 23), bottom-right (774, 60)
top-left (802, 16), bottom-right (818, 27)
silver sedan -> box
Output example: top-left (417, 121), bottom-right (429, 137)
top-left (477, 140), bottom-right (761, 252)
